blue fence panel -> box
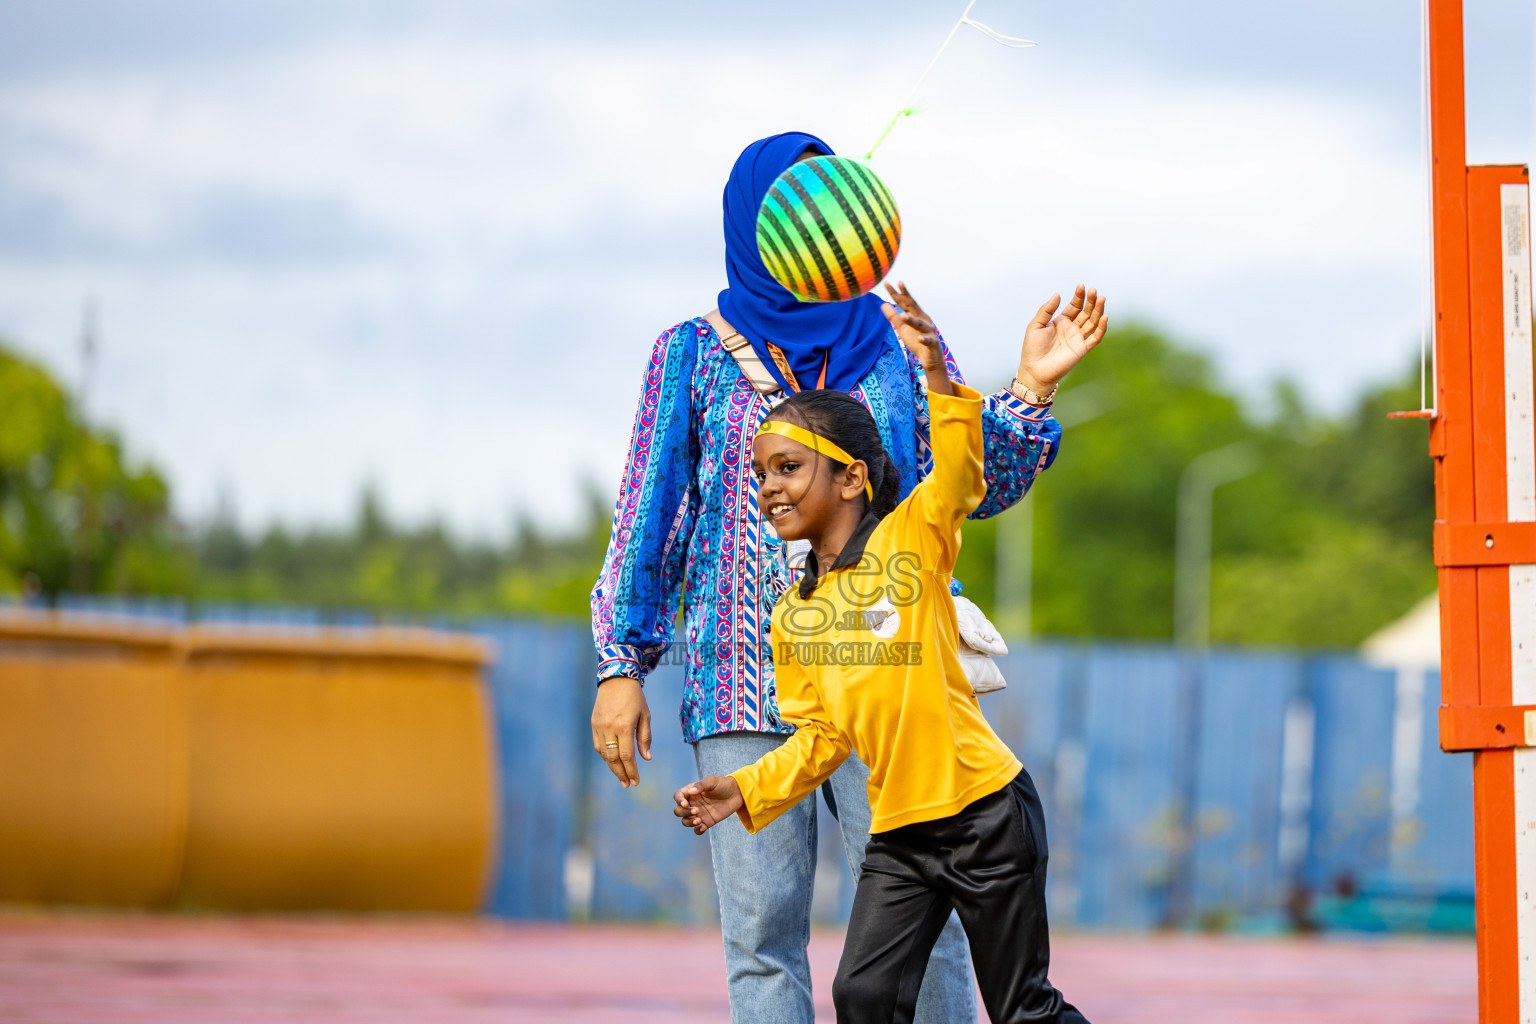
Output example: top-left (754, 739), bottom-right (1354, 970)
top-left (986, 643), bottom-right (1071, 768)
top-left (478, 619), bottom-right (588, 919)
top-left (327, 610), bottom-right (380, 627)
top-left (55, 593), bottom-right (188, 623)
top-left (1189, 651), bottom-right (1294, 925)
top-left (195, 602), bottom-right (325, 626)
top-left (1396, 669), bottom-right (1475, 896)
top-left (988, 642), bottom-right (1081, 923)
top-left (1305, 657), bottom-right (1395, 895)
top-left (798, 641), bottom-right (1088, 927)
top-left (588, 660), bottom-right (719, 923)
top-left (1074, 645), bottom-right (1185, 929)
top-left (5, 600), bottom-right (1482, 931)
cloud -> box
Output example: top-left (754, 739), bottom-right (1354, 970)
top-left (0, 28), bottom-right (1430, 532)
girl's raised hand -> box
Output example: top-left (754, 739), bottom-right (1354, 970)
top-left (1015, 285), bottom-right (1108, 397)
top-left (882, 281), bottom-right (953, 396)
top-left (673, 776), bottom-right (745, 835)
top-left (882, 281), bottom-right (944, 372)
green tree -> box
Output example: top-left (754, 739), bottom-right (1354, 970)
top-left (4, 325), bottom-right (1436, 647)
top-left (1208, 370), bottom-right (1435, 646)
top-left (1025, 325), bottom-right (1251, 638)
top-left (1007, 326), bottom-right (1434, 646)
top-left (193, 485), bottom-right (612, 617)
top-left (0, 342), bottom-right (189, 598)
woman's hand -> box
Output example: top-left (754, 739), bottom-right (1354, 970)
top-left (1015, 285), bottom-right (1108, 397)
top-left (881, 281), bottom-right (954, 397)
top-left (591, 676), bottom-right (652, 788)
top-left (674, 775), bottom-right (745, 834)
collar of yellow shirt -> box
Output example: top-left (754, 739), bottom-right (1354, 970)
top-left (798, 511), bottom-right (882, 599)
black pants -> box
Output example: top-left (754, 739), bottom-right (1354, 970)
top-left (832, 770), bottom-right (1088, 1024)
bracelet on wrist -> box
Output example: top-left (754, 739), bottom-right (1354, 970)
top-left (1010, 378), bottom-right (1057, 407)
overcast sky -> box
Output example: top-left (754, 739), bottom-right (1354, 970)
top-left (0, 1), bottom-right (1530, 533)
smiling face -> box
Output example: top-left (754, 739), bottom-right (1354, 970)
top-left (752, 427), bottom-right (863, 542)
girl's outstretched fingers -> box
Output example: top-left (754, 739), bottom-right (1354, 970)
top-left (674, 784), bottom-right (698, 827)
top-left (882, 282), bottom-right (937, 335)
top-left (671, 776), bottom-right (745, 834)
top-left (883, 280), bottom-right (920, 313)
top-left (880, 281), bottom-right (944, 373)
top-left (673, 782), bottom-right (708, 833)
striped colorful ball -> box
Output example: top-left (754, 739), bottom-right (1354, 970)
top-left (756, 155), bottom-right (901, 303)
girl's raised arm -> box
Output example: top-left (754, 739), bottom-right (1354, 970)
top-left (883, 281), bottom-right (954, 398)
top-left (674, 658), bottom-right (851, 835)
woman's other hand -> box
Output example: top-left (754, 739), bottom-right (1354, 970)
top-left (1015, 285), bottom-right (1108, 397)
top-left (673, 776), bottom-right (745, 835)
top-left (882, 281), bottom-right (954, 397)
top-left (591, 675), bottom-right (652, 788)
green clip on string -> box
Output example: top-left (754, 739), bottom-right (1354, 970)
top-left (865, 107), bottom-right (917, 163)
top-left (865, 1), bottom-right (1037, 161)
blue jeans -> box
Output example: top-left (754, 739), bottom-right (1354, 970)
top-left (695, 732), bottom-right (977, 1024)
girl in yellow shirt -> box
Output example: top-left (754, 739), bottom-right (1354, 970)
top-left (675, 284), bottom-right (1100, 1024)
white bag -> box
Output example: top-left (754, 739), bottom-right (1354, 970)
top-left (953, 594), bottom-right (1009, 695)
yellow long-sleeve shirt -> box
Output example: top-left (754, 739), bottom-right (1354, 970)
top-left (731, 383), bottom-right (1023, 835)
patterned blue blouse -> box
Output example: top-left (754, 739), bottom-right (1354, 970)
top-left (590, 318), bottom-right (1061, 744)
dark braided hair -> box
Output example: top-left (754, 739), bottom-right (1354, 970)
top-left (764, 389), bottom-right (901, 519)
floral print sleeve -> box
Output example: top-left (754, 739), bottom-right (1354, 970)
top-left (589, 324), bottom-right (701, 685)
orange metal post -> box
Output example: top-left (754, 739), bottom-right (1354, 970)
top-left (1466, 165), bottom-right (1525, 1021)
top-left (1426, 1), bottom-right (1525, 1019)
top-left (1428, 0), bottom-right (1476, 704)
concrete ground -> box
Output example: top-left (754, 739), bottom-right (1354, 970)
top-left (0, 912), bottom-right (1476, 1023)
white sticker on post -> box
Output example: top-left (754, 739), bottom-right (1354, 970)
top-left (1504, 184), bottom-right (1536, 528)
top-left (1499, 181), bottom-right (1536, 1024)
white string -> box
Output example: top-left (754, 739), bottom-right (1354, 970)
top-left (962, 17), bottom-right (1037, 49)
top-left (865, 1), bottom-right (1037, 159)
top-left (1418, 0), bottom-right (1435, 414)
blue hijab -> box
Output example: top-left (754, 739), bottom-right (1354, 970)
top-left (717, 132), bottom-right (892, 394)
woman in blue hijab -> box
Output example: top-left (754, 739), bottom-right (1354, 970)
top-left (717, 131), bottom-right (893, 394)
top-left (591, 131), bottom-right (1106, 1024)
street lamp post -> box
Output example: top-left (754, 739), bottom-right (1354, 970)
top-left (995, 490), bottom-right (1033, 638)
top-left (1173, 442), bottom-right (1258, 647)
top-left (995, 382), bottom-right (1118, 639)
top-left (1165, 440), bottom-right (1259, 927)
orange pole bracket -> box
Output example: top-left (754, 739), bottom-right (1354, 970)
top-left (1441, 704), bottom-right (1536, 751)
top-left (1433, 520), bottom-right (1536, 567)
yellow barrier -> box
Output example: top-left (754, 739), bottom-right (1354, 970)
top-left (0, 613), bottom-right (496, 912)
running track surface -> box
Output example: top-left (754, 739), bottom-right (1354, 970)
top-left (0, 912), bottom-right (1476, 1023)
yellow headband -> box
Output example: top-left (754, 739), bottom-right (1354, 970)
top-left (755, 420), bottom-right (874, 501)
